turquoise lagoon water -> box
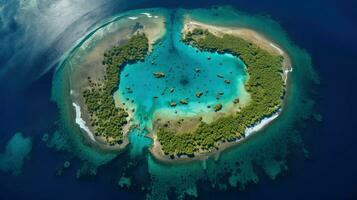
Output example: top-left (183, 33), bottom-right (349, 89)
top-left (50, 7), bottom-right (318, 199)
top-left (116, 11), bottom-right (247, 126)
top-left (117, 11), bottom-right (248, 157)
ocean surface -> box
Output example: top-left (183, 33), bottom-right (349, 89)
top-left (0, 0), bottom-right (356, 199)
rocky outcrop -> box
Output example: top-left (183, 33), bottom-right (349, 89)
top-left (170, 101), bottom-right (177, 107)
top-left (214, 104), bottom-right (222, 112)
top-left (180, 99), bottom-right (188, 105)
top-left (153, 72), bottom-right (165, 78)
top-left (224, 79), bottom-right (231, 84)
top-left (195, 91), bottom-right (203, 98)
top-left (233, 98), bottom-right (240, 104)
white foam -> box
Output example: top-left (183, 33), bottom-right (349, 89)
top-left (270, 43), bottom-right (284, 55)
top-left (72, 102), bottom-right (95, 141)
top-left (128, 16), bottom-right (138, 20)
top-left (245, 111), bottom-right (280, 137)
top-left (154, 16), bottom-right (159, 18)
top-left (141, 12), bottom-right (152, 18)
top-left (283, 66), bottom-right (293, 83)
top-left (284, 67), bottom-right (293, 74)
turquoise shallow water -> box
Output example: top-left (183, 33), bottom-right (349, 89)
top-left (116, 11), bottom-right (247, 130)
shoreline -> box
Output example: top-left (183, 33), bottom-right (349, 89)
top-left (183, 18), bottom-right (292, 73)
top-left (68, 13), bottom-right (166, 151)
top-left (72, 102), bottom-right (95, 141)
top-left (149, 18), bottom-right (293, 164)
top-left (149, 110), bottom-right (283, 164)
top-left (70, 100), bottom-right (130, 151)
top-left (67, 12), bottom-right (293, 160)
top-left (149, 109), bottom-right (283, 164)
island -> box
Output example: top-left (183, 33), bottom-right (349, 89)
top-left (150, 19), bottom-right (291, 162)
top-left (49, 7), bottom-right (319, 200)
top-left (65, 11), bottom-right (291, 162)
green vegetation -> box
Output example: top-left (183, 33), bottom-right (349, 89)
top-left (82, 34), bottom-right (148, 145)
top-left (214, 103), bottom-right (223, 112)
top-left (157, 29), bottom-right (285, 157)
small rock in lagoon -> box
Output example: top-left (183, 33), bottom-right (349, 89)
top-left (153, 72), bottom-right (165, 78)
top-left (214, 104), bottom-right (223, 112)
top-left (217, 74), bottom-right (224, 78)
top-left (170, 101), bottom-right (177, 107)
top-left (224, 79), bottom-right (231, 84)
top-left (195, 91), bottom-right (203, 98)
top-left (180, 99), bottom-right (188, 105)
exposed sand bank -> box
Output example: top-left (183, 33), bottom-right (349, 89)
top-left (126, 12), bottom-right (166, 51)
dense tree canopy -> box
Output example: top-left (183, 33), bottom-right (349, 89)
top-left (82, 34), bottom-right (149, 145)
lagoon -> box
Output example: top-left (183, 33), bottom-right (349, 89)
top-left (115, 11), bottom-right (248, 133)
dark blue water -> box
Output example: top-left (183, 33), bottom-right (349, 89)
top-left (0, 0), bottom-right (356, 199)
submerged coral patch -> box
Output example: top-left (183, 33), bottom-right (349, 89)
top-left (0, 132), bottom-right (32, 176)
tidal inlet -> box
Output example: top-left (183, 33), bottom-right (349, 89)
top-left (50, 6), bottom-right (318, 199)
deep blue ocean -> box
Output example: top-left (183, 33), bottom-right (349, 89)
top-left (0, 0), bottom-right (356, 199)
